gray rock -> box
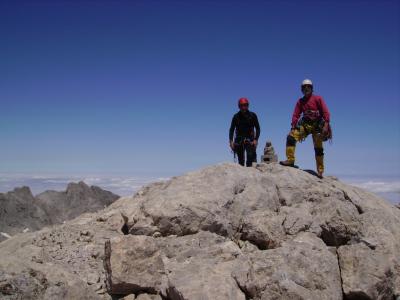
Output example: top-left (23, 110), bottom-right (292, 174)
top-left (159, 232), bottom-right (245, 300)
top-left (104, 235), bottom-right (164, 295)
top-left (261, 140), bottom-right (278, 163)
top-left (338, 243), bottom-right (396, 299)
top-left (135, 294), bottom-right (154, 300)
top-left (86, 273), bottom-right (100, 285)
top-left (233, 232), bottom-right (342, 300)
top-left (0, 163), bottom-right (399, 299)
top-left (134, 294), bottom-right (162, 300)
top-left (104, 231), bottom-right (245, 299)
top-left (0, 187), bottom-right (50, 241)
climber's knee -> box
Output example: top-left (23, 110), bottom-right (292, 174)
top-left (314, 147), bottom-right (324, 156)
top-left (286, 135), bottom-right (297, 147)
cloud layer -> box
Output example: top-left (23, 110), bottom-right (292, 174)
top-left (344, 178), bottom-right (400, 204)
top-left (350, 180), bottom-right (400, 194)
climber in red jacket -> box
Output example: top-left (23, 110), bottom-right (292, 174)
top-left (280, 79), bottom-right (332, 178)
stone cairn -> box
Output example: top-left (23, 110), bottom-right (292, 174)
top-left (261, 140), bottom-right (278, 163)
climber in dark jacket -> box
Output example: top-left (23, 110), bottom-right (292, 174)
top-left (229, 98), bottom-right (260, 167)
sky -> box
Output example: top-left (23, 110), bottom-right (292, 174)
top-left (0, 1), bottom-right (399, 200)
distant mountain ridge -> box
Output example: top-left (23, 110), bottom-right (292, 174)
top-left (0, 181), bottom-right (119, 241)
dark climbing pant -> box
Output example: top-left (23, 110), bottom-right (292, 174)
top-left (235, 143), bottom-right (257, 167)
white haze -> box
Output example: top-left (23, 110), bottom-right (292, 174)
top-left (0, 173), bottom-right (399, 204)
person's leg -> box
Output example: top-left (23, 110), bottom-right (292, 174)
top-left (312, 132), bottom-right (324, 176)
top-left (245, 143), bottom-right (257, 167)
top-left (281, 127), bottom-right (307, 165)
top-left (235, 144), bottom-right (245, 166)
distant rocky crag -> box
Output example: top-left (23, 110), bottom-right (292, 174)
top-left (0, 163), bottom-right (399, 300)
top-left (0, 181), bottom-right (119, 241)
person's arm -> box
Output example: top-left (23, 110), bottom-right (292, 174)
top-left (229, 115), bottom-right (236, 150)
top-left (229, 115), bottom-right (236, 142)
top-left (291, 100), bottom-right (302, 129)
top-left (253, 113), bottom-right (260, 141)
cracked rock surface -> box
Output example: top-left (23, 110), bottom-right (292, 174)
top-left (0, 163), bottom-right (399, 299)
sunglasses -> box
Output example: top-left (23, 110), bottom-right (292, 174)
top-left (239, 103), bottom-right (249, 107)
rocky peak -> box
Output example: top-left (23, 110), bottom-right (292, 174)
top-left (35, 181), bottom-right (119, 224)
top-left (0, 186), bottom-right (49, 241)
top-left (66, 181), bottom-right (90, 195)
top-left (6, 186), bottom-right (34, 200)
top-left (0, 163), bottom-right (399, 300)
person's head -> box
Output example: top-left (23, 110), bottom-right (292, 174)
top-left (238, 97), bottom-right (249, 112)
top-left (301, 79), bottom-right (313, 98)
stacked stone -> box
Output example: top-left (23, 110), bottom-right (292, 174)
top-left (261, 140), bottom-right (278, 163)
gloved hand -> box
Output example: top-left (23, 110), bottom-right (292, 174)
top-left (230, 141), bottom-right (235, 151)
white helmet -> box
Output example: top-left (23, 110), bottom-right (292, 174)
top-left (301, 79), bottom-right (313, 86)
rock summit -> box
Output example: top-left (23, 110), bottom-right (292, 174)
top-left (0, 163), bottom-right (399, 299)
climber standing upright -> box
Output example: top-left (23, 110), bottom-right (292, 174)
top-left (229, 98), bottom-right (260, 167)
top-left (280, 79), bottom-right (332, 178)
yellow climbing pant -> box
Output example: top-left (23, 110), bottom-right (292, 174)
top-left (286, 122), bottom-right (324, 174)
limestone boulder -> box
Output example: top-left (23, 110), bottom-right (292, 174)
top-left (1, 163), bottom-right (399, 299)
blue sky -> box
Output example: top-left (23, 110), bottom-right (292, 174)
top-left (1, 0), bottom-right (399, 181)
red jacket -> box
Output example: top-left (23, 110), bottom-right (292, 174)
top-left (291, 94), bottom-right (330, 127)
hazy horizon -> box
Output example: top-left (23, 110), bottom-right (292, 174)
top-left (0, 166), bottom-right (399, 205)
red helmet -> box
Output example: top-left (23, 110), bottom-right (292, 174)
top-left (238, 97), bottom-right (249, 108)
